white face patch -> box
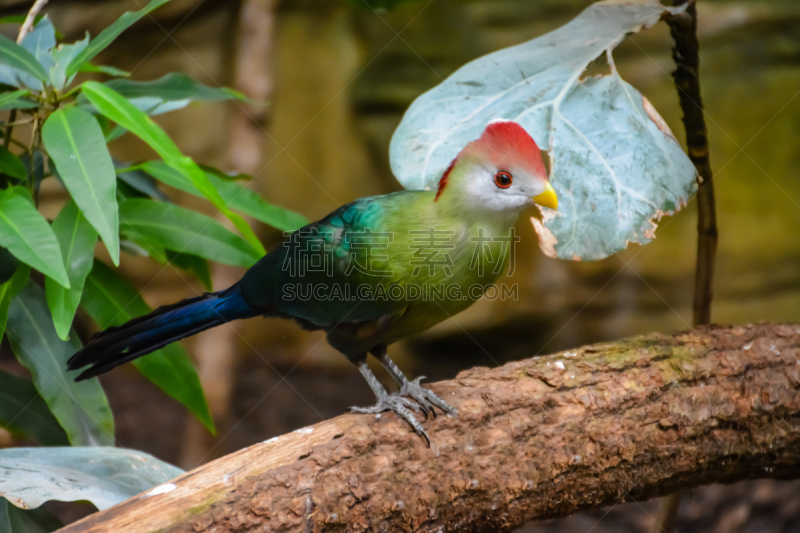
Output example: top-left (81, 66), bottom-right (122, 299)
top-left (461, 159), bottom-right (547, 214)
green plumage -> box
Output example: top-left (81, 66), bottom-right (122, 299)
top-left (68, 120), bottom-right (555, 442)
top-left (240, 187), bottom-right (512, 360)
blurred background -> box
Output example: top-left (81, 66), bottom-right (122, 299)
top-left (1, 0), bottom-right (799, 531)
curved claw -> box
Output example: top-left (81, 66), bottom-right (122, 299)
top-left (400, 376), bottom-right (458, 417)
top-left (350, 394), bottom-right (431, 446)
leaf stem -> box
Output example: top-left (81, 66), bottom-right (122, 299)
top-left (3, 119), bottom-right (35, 128)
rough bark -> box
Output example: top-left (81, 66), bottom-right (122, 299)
top-left (58, 323), bottom-right (800, 533)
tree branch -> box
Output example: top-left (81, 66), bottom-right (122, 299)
top-left (57, 323), bottom-right (800, 533)
top-left (17, 0), bottom-right (49, 43)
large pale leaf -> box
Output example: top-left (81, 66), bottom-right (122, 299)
top-left (64, 0), bottom-right (171, 77)
top-left (390, 0), bottom-right (696, 261)
top-left (118, 199), bottom-right (261, 268)
top-left (43, 107), bottom-right (119, 265)
top-left (81, 82), bottom-right (266, 255)
top-left (45, 200), bottom-right (98, 340)
top-left (6, 281), bottom-right (114, 446)
top-left (141, 161), bottom-right (308, 232)
top-left (82, 260), bottom-right (215, 433)
top-left (0, 371), bottom-right (69, 445)
top-left (0, 187), bottom-right (69, 288)
top-left (0, 447), bottom-right (183, 511)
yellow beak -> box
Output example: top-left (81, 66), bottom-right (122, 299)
top-left (533, 181), bottom-right (558, 210)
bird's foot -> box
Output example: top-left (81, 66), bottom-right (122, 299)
top-left (400, 376), bottom-right (458, 418)
top-left (350, 391), bottom-right (431, 446)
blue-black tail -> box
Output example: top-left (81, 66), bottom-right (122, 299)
top-left (67, 284), bottom-right (257, 381)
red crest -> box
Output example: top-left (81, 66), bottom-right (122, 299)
top-left (435, 120), bottom-right (547, 201)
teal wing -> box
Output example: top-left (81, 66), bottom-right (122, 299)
top-left (239, 193), bottom-right (412, 329)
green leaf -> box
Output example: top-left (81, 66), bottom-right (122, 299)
top-left (116, 165), bottom-right (169, 201)
top-left (77, 73), bottom-right (256, 117)
top-left (166, 251), bottom-right (212, 291)
top-left (42, 107), bottom-right (119, 266)
top-left (0, 147), bottom-right (26, 180)
top-left (118, 199), bottom-right (261, 268)
top-left (65, 0), bottom-right (171, 78)
top-left (0, 370), bottom-right (69, 445)
top-left (49, 33), bottom-right (89, 90)
top-left (0, 262), bottom-right (29, 345)
top-left (120, 236), bottom-right (166, 262)
top-left (104, 72), bottom-right (251, 103)
top-left (19, 151), bottom-right (45, 194)
top-left (0, 15), bottom-right (41, 25)
top-left (9, 505), bottom-right (62, 533)
top-left (7, 281), bottom-right (114, 446)
top-left (0, 187), bottom-right (69, 288)
top-left (0, 446), bottom-right (183, 511)
top-left (0, 246), bottom-right (18, 284)
top-left (82, 260), bottom-right (215, 433)
top-left (0, 499), bottom-right (26, 533)
top-left (0, 18), bottom-right (55, 92)
top-left (0, 33), bottom-right (48, 84)
top-left (79, 96), bottom-right (193, 118)
top-left (345, 0), bottom-right (418, 10)
top-left (79, 63), bottom-right (131, 78)
top-left (142, 161), bottom-right (308, 232)
top-left (105, 124), bottom-right (127, 142)
top-left (21, 17), bottom-right (55, 75)
top-left (0, 89), bottom-right (36, 111)
top-left (199, 164), bottom-right (252, 182)
top-left (45, 200), bottom-right (98, 340)
top-left (81, 82), bottom-right (267, 255)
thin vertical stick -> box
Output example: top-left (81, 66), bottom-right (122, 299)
top-left (668, 0), bottom-right (717, 328)
top-left (654, 1), bottom-right (717, 531)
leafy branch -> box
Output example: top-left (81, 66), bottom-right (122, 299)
top-left (0, 3), bottom-right (307, 526)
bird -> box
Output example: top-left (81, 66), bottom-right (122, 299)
top-left (67, 119), bottom-right (557, 445)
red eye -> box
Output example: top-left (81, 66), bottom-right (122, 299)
top-left (494, 171), bottom-right (513, 188)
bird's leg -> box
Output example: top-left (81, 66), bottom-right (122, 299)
top-left (372, 345), bottom-right (458, 418)
top-left (350, 360), bottom-right (431, 446)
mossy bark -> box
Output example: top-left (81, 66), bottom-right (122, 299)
top-left (59, 324), bottom-right (800, 533)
